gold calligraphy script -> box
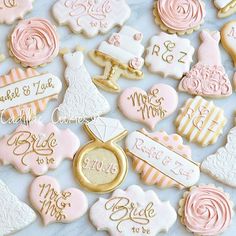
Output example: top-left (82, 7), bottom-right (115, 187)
top-left (7, 131), bottom-right (58, 166)
top-left (0, 0), bottom-right (17, 9)
top-left (39, 183), bottom-right (71, 221)
top-left (104, 197), bottom-right (156, 233)
top-left (127, 89), bottom-right (167, 120)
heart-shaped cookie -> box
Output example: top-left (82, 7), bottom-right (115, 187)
top-left (118, 84), bottom-right (178, 130)
top-left (29, 176), bottom-right (88, 225)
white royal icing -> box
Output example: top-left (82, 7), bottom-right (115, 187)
top-left (214, 0), bottom-right (232, 9)
top-left (57, 51), bottom-right (110, 121)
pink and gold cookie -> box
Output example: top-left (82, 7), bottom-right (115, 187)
top-left (153, 0), bottom-right (206, 35)
top-left (29, 175), bottom-right (88, 225)
top-left (8, 17), bottom-right (59, 68)
top-left (178, 185), bottom-right (234, 236)
top-left (0, 0), bottom-right (33, 24)
top-left (126, 129), bottom-right (200, 189)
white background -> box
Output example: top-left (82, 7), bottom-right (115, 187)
top-left (0, 0), bottom-right (236, 235)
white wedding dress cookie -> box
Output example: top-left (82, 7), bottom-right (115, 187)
top-left (0, 180), bottom-right (36, 235)
top-left (57, 51), bottom-right (110, 121)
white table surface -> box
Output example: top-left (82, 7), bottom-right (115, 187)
top-left (0, 0), bottom-right (236, 235)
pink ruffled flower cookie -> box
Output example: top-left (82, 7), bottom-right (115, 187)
top-left (8, 17), bottom-right (59, 67)
top-left (153, 0), bottom-right (206, 35)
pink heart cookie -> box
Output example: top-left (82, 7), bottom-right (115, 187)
top-left (118, 84), bottom-right (178, 130)
top-left (29, 176), bottom-right (88, 225)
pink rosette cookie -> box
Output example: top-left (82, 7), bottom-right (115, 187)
top-left (154, 0), bottom-right (206, 35)
top-left (8, 17), bottom-right (59, 67)
top-left (179, 185), bottom-right (234, 236)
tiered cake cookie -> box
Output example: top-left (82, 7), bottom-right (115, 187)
top-left (214, 0), bottom-right (236, 18)
top-left (90, 26), bottom-right (144, 92)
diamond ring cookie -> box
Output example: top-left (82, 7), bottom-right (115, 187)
top-left (0, 179), bottom-right (36, 235)
top-left (145, 32), bottom-right (194, 79)
top-left (179, 30), bottom-right (232, 98)
top-left (201, 126), bottom-right (236, 187)
top-left (214, 0), bottom-right (236, 18)
top-left (126, 129), bottom-right (200, 189)
top-left (0, 68), bottom-right (62, 122)
top-left (89, 25), bottom-right (145, 93)
top-left (153, 0), bottom-right (206, 35)
top-left (73, 117), bottom-right (128, 193)
top-left (0, 0), bottom-right (33, 24)
top-left (118, 84), bottom-right (178, 130)
top-left (0, 121), bottom-right (80, 176)
top-left (175, 96), bottom-right (227, 146)
top-left (57, 49), bottom-right (110, 122)
top-left (8, 17), bottom-right (59, 68)
top-left (90, 185), bottom-right (177, 236)
top-left (29, 175), bottom-right (88, 225)
top-left (52, 0), bottom-right (131, 38)
top-left (178, 185), bottom-right (234, 236)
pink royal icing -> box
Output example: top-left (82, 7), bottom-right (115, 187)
top-left (0, 121), bottom-right (80, 175)
top-left (9, 18), bottom-right (59, 67)
top-left (183, 185), bottom-right (233, 236)
top-left (156, 0), bottom-right (205, 31)
top-left (29, 175), bottom-right (88, 225)
top-left (179, 30), bottom-right (232, 97)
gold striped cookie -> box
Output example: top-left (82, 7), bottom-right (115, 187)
top-left (0, 68), bottom-right (62, 122)
top-left (175, 96), bottom-right (227, 146)
top-left (125, 129), bottom-right (200, 189)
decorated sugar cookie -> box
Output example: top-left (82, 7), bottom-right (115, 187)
top-left (89, 25), bottom-right (145, 93)
top-left (214, 0), bottom-right (236, 18)
top-left (201, 126), bottom-right (236, 187)
top-left (0, 121), bottom-right (80, 176)
top-left (0, 68), bottom-right (62, 122)
top-left (8, 18), bottom-right (59, 67)
top-left (221, 21), bottom-right (236, 67)
top-left (175, 96), bottom-right (227, 146)
top-left (90, 185), bottom-right (177, 236)
top-left (153, 0), bottom-right (206, 35)
top-left (0, 0), bottom-right (33, 24)
top-left (29, 175), bottom-right (88, 225)
top-left (126, 129), bottom-right (200, 189)
top-left (145, 32), bottom-right (194, 79)
top-left (179, 30), bottom-right (232, 98)
top-left (73, 117), bottom-right (128, 193)
top-left (0, 180), bottom-right (36, 235)
top-left (52, 0), bottom-right (131, 38)
top-left (179, 185), bottom-right (233, 236)
top-left (118, 84), bottom-right (178, 130)
top-left (57, 50), bottom-right (110, 121)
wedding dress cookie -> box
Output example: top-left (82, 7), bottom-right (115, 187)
top-left (57, 50), bottom-right (110, 121)
top-left (52, 0), bottom-right (131, 37)
top-left (179, 30), bottom-right (232, 98)
top-left (0, 180), bottom-right (36, 235)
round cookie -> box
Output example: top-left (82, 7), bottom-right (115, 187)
top-left (8, 17), bottom-right (59, 68)
top-left (179, 185), bottom-right (234, 236)
top-left (153, 0), bottom-right (206, 35)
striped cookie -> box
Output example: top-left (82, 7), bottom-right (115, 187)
top-left (175, 96), bottom-right (226, 146)
top-left (0, 68), bottom-right (62, 121)
top-left (125, 129), bottom-right (200, 189)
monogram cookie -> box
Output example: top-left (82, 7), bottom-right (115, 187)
top-left (0, 179), bottom-right (36, 235)
top-left (126, 129), bottom-right (200, 189)
top-left (73, 117), bottom-right (128, 193)
top-left (145, 32), bottom-right (194, 79)
top-left (90, 185), bottom-right (177, 236)
top-left (201, 126), bottom-right (236, 187)
top-left (52, 0), bottom-right (131, 38)
top-left (0, 68), bottom-right (62, 122)
top-left (0, 0), bottom-right (33, 24)
top-left (118, 84), bottom-right (178, 130)
top-left (0, 121), bottom-right (80, 175)
top-left (57, 50), bottom-right (110, 121)
top-left (179, 30), bottom-right (232, 98)
top-left (175, 96), bottom-right (227, 146)
top-left (29, 175), bottom-right (88, 225)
